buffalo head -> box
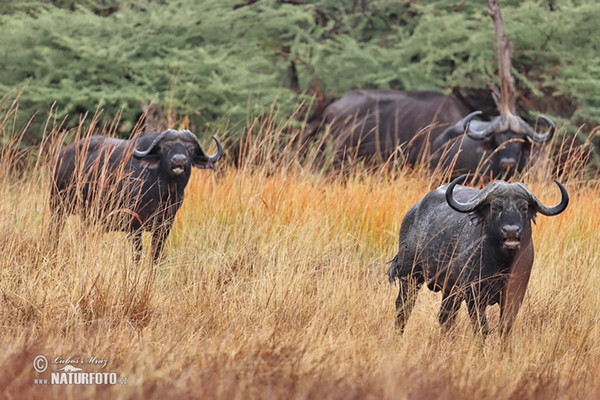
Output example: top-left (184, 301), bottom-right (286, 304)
top-left (446, 174), bottom-right (568, 252)
top-left (460, 111), bottom-right (555, 177)
top-left (133, 129), bottom-right (223, 178)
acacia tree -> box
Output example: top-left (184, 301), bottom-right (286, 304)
top-left (488, 0), bottom-right (517, 116)
top-left (0, 0), bottom-right (598, 145)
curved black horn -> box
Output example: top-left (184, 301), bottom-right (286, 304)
top-left (445, 174), bottom-right (482, 213)
top-left (133, 130), bottom-right (173, 158)
top-left (208, 136), bottom-right (223, 163)
top-left (523, 179), bottom-right (569, 216)
top-left (182, 129), bottom-right (201, 148)
top-left (464, 113), bottom-right (500, 140)
top-left (181, 130), bottom-right (223, 163)
top-left (462, 111), bottom-right (483, 132)
top-left (520, 115), bottom-right (556, 143)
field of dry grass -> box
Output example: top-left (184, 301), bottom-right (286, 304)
top-left (0, 104), bottom-right (599, 399)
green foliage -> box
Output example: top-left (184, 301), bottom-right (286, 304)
top-left (0, 0), bottom-right (598, 145)
top-left (0, 0), bottom-right (300, 143)
top-left (0, 0), bottom-right (121, 15)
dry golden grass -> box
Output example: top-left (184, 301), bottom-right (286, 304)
top-left (0, 105), bottom-right (599, 399)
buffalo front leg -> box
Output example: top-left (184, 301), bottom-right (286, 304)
top-left (395, 277), bottom-right (422, 333)
top-left (150, 222), bottom-right (173, 263)
top-left (128, 229), bottom-right (144, 263)
top-left (500, 238), bottom-right (534, 335)
top-left (466, 288), bottom-right (489, 336)
top-left (438, 290), bottom-right (463, 332)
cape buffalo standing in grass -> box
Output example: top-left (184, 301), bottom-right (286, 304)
top-left (50, 129), bottom-right (223, 262)
top-left (387, 175), bottom-right (568, 335)
top-left (318, 90), bottom-right (554, 178)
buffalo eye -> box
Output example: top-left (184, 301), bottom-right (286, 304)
top-left (490, 203), bottom-right (502, 214)
top-left (147, 144), bottom-right (162, 155)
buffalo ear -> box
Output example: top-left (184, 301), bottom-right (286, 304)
top-left (469, 205), bottom-right (489, 225)
top-left (529, 207), bottom-right (537, 225)
top-left (192, 152), bottom-right (214, 169)
top-left (479, 204), bottom-right (491, 224)
top-left (138, 156), bottom-right (160, 169)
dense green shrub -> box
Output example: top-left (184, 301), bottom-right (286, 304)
top-left (0, 0), bottom-right (598, 145)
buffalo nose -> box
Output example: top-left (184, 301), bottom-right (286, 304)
top-left (501, 225), bottom-right (521, 238)
top-left (171, 154), bottom-right (188, 165)
top-left (500, 157), bottom-right (516, 170)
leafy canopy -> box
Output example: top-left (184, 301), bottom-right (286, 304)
top-left (0, 0), bottom-right (598, 144)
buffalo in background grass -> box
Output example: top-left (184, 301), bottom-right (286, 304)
top-left (314, 89), bottom-right (555, 179)
top-left (49, 129), bottom-right (223, 262)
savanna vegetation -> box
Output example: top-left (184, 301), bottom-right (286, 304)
top-left (1, 0), bottom-right (599, 399)
top-left (0, 97), bottom-right (599, 398)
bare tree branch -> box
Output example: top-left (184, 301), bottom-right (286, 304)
top-left (488, 0), bottom-right (517, 115)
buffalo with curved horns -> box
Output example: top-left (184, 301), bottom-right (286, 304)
top-left (318, 90), bottom-right (554, 178)
top-left (387, 175), bottom-right (568, 335)
top-left (49, 129), bottom-right (223, 261)
top-left (432, 110), bottom-right (555, 179)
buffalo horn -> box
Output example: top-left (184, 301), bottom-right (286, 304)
top-left (207, 136), bottom-right (224, 162)
top-left (464, 113), bottom-right (501, 140)
top-left (446, 174), bottom-right (568, 216)
top-left (182, 130), bottom-right (223, 162)
top-left (446, 174), bottom-right (510, 213)
top-left (133, 130), bottom-right (175, 158)
top-left (519, 115), bottom-right (556, 143)
top-left (446, 174), bottom-right (484, 213)
top-left (519, 179), bottom-right (569, 216)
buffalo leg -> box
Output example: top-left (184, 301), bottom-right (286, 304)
top-left (128, 230), bottom-right (144, 263)
top-left (439, 291), bottom-right (462, 331)
top-left (395, 278), bottom-right (422, 333)
top-left (500, 238), bottom-right (534, 335)
top-left (151, 223), bottom-right (173, 262)
top-left (466, 290), bottom-right (489, 335)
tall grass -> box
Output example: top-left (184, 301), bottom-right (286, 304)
top-left (0, 103), bottom-right (599, 399)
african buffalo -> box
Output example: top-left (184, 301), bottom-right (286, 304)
top-left (387, 174), bottom-right (568, 335)
top-left (319, 89), bottom-right (555, 178)
top-left (50, 129), bottom-right (223, 261)
top-left (432, 111), bottom-right (555, 179)
top-left (320, 90), bottom-right (467, 164)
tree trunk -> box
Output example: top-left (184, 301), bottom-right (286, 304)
top-left (488, 0), bottom-right (517, 115)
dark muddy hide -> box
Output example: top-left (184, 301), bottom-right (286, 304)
top-left (49, 129), bottom-right (223, 262)
top-left (431, 112), bottom-right (555, 180)
top-left (315, 90), bottom-right (554, 179)
top-left (387, 174), bottom-right (568, 335)
top-left (318, 90), bottom-right (469, 165)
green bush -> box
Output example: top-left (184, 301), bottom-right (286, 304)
top-left (0, 0), bottom-right (598, 145)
